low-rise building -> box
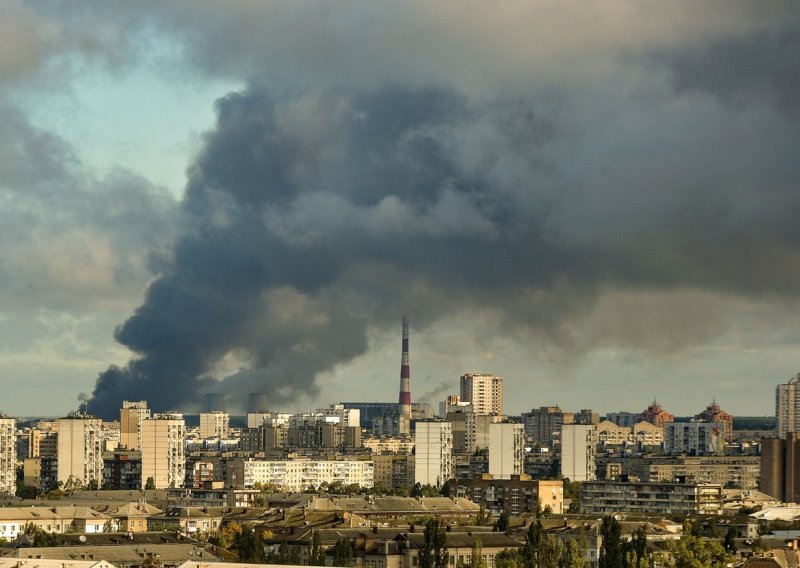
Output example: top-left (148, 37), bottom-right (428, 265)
top-left (580, 480), bottom-right (723, 516)
top-left (445, 474), bottom-right (563, 516)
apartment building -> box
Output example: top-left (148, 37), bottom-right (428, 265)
top-left (414, 421), bottom-right (453, 486)
top-left (228, 458), bottom-right (374, 491)
top-left (561, 424), bottom-right (597, 482)
top-left (580, 480), bottom-right (723, 515)
top-left (199, 411), bottom-right (230, 439)
top-left (0, 414), bottom-right (15, 495)
top-left (56, 415), bottom-right (104, 486)
top-left (460, 373), bottom-right (503, 416)
top-left (777, 375), bottom-right (800, 438)
top-left (521, 406), bottom-right (573, 447)
top-left (141, 412), bottom-right (186, 489)
top-left (445, 474), bottom-right (564, 516)
top-left (664, 422), bottom-right (725, 455)
top-left (120, 401), bottom-right (150, 450)
top-left (488, 423), bottom-right (524, 479)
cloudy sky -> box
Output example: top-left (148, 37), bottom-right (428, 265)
top-left (1, 1), bottom-right (799, 419)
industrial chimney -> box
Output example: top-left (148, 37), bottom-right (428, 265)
top-left (399, 317), bottom-right (412, 436)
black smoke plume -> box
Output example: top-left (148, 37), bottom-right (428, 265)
top-left (89, 75), bottom-right (800, 418)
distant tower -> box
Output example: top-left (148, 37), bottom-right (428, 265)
top-left (399, 317), bottom-right (412, 436)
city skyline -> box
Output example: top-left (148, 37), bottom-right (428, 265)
top-left (1, 3), bottom-right (799, 417)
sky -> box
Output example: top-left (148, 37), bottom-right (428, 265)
top-left (1, 1), bottom-right (799, 419)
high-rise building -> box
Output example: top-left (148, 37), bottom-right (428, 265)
top-left (560, 424), bottom-right (596, 482)
top-left (414, 421), bottom-right (453, 486)
top-left (0, 413), bottom-right (16, 495)
top-left (56, 414), bottom-right (104, 486)
top-left (777, 375), bottom-right (800, 438)
top-left (460, 373), bottom-right (503, 416)
top-left (521, 406), bottom-right (574, 447)
top-left (141, 412), bottom-right (186, 489)
top-left (488, 423), bottom-right (525, 479)
top-left (120, 401), bottom-right (150, 450)
top-left (199, 411), bottom-right (230, 439)
top-left (665, 422), bottom-right (726, 455)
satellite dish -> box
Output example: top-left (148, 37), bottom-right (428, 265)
top-left (79, 535), bottom-right (87, 543)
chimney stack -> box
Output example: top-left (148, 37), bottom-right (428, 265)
top-left (399, 317), bottom-right (412, 436)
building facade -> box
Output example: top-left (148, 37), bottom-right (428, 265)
top-left (199, 411), bottom-right (230, 439)
top-left (777, 375), bottom-right (800, 438)
top-left (0, 415), bottom-right (15, 495)
top-left (460, 373), bottom-right (503, 416)
top-left (488, 423), bottom-right (524, 479)
top-left (664, 422), bottom-right (725, 455)
top-left (56, 415), bottom-right (104, 486)
top-left (140, 412), bottom-right (186, 489)
top-left (445, 475), bottom-right (564, 516)
top-left (120, 400), bottom-right (149, 450)
top-left (580, 480), bottom-right (723, 515)
top-left (228, 459), bottom-right (374, 492)
top-left (414, 421), bottom-right (453, 486)
top-left (561, 424), bottom-right (596, 482)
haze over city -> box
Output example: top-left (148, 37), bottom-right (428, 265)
top-left (2, 1), bottom-right (800, 418)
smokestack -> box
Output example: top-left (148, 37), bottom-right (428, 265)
top-left (399, 317), bottom-right (411, 435)
top-left (204, 393), bottom-right (227, 412)
top-left (247, 393), bottom-right (269, 414)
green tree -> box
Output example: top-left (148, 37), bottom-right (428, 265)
top-left (144, 477), bottom-right (156, 490)
top-left (234, 527), bottom-right (265, 563)
top-left (599, 516), bottom-right (623, 568)
top-left (495, 511), bottom-right (510, 533)
top-left (309, 530), bottom-right (327, 566)
top-left (669, 534), bottom-right (734, 568)
top-left (15, 485), bottom-right (38, 500)
top-left (494, 548), bottom-right (523, 568)
top-left (419, 518), bottom-right (449, 568)
top-left (561, 539), bottom-right (588, 568)
top-left (475, 505), bottom-right (491, 526)
top-left (23, 523), bottom-right (60, 547)
top-left (332, 538), bottom-right (352, 567)
top-left (523, 520), bottom-right (544, 567)
top-left (470, 537), bottom-right (487, 568)
top-left (724, 526), bottom-right (737, 553)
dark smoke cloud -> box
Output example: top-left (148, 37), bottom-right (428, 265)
top-left (90, 63), bottom-right (800, 417)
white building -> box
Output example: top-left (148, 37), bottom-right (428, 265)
top-left (119, 401), bottom-right (149, 450)
top-left (317, 403), bottom-right (361, 428)
top-left (141, 412), bottom-right (185, 489)
top-left (199, 411), bottom-right (230, 439)
top-left (414, 421), bottom-right (453, 486)
top-left (664, 422), bottom-right (725, 455)
top-left (560, 424), bottom-right (596, 482)
top-left (488, 423), bottom-right (525, 479)
top-left (229, 459), bottom-right (374, 492)
top-left (460, 373), bottom-right (503, 415)
top-left (56, 415), bottom-right (104, 486)
top-left (777, 375), bottom-right (800, 438)
top-left (0, 414), bottom-right (15, 495)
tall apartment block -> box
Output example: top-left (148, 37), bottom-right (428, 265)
top-left (460, 373), bottom-right (503, 416)
top-left (120, 400), bottom-right (150, 450)
top-left (522, 406), bottom-right (573, 447)
top-left (56, 414), bottom-right (104, 486)
top-left (0, 414), bottom-right (16, 495)
top-left (560, 424), bottom-right (597, 482)
top-left (777, 375), bottom-right (800, 438)
top-left (199, 411), bottom-right (230, 439)
top-left (141, 412), bottom-right (186, 489)
top-left (414, 421), bottom-right (453, 486)
top-left (488, 422), bottom-right (525, 479)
